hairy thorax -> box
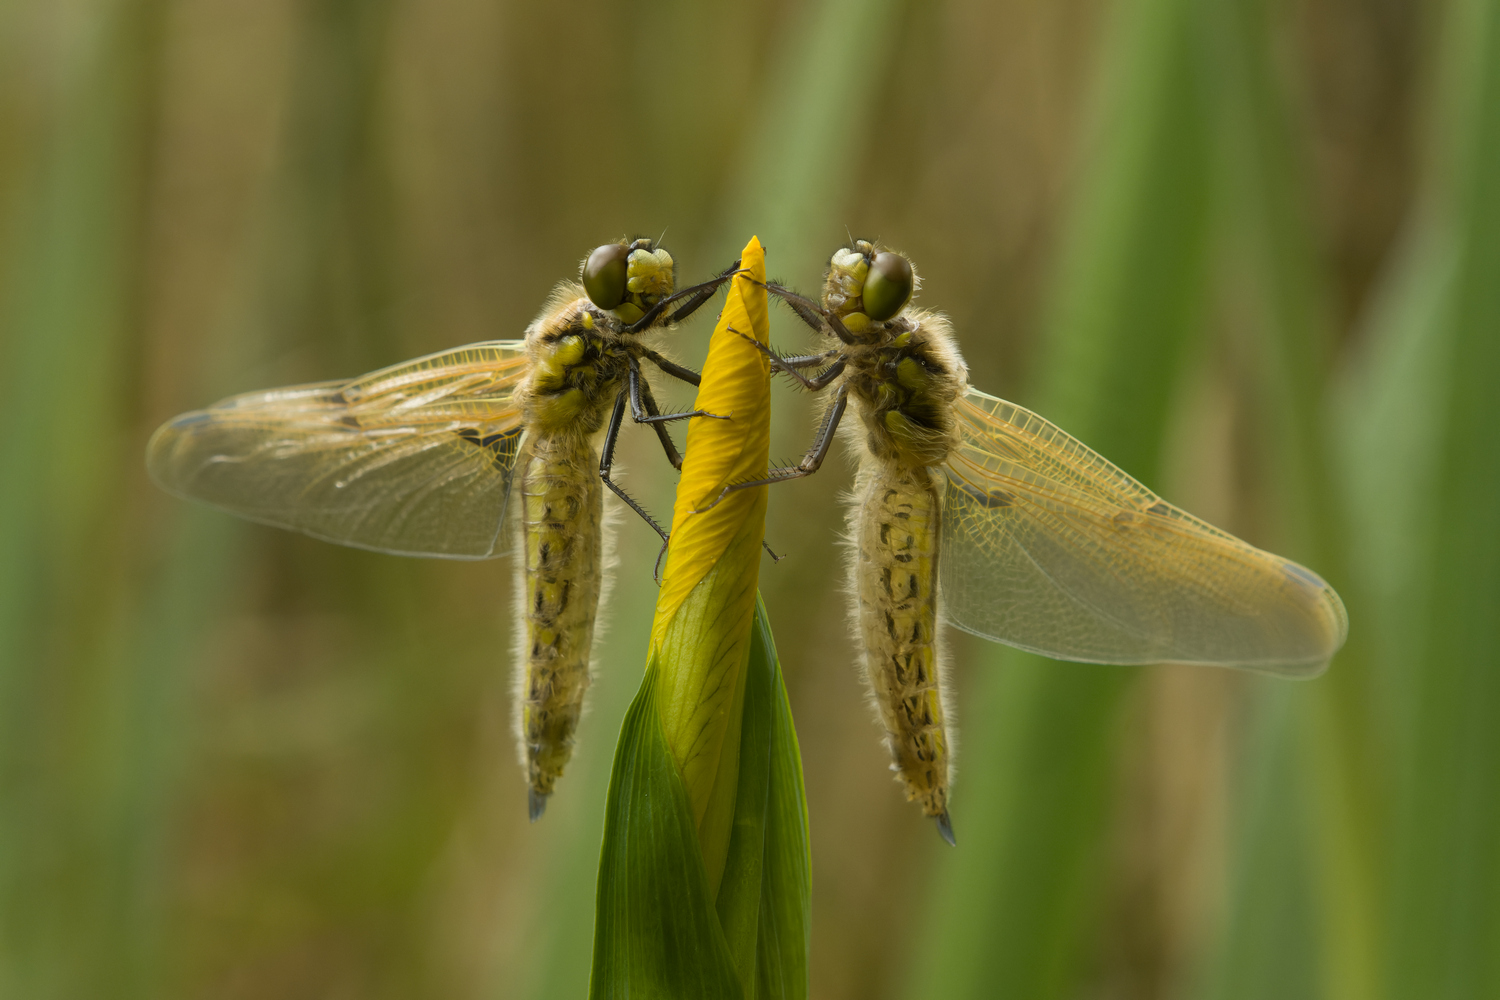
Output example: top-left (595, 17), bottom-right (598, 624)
top-left (841, 309), bottom-right (966, 471)
top-left (518, 294), bottom-right (630, 439)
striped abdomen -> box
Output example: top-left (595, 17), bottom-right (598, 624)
top-left (852, 463), bottom-right (952, 826)
top-left (516, 432), bottom-right (604, 818)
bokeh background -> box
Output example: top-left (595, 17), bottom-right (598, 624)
top-left (3, 0), bottom-right (1498, 996)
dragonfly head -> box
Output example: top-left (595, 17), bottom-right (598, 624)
top-left (822, 239), bottom-right (917, 340)
top-left (582, 237), bottom-right (675, 325)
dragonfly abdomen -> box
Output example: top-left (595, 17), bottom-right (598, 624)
top-left (851, 462), bottom-right (952, 828)
top-left (516, 432), bottom-right (605, 819)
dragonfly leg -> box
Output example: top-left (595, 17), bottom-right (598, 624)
top-left (627, 358), bottom-right (728, 426)
top-left (729, 329), bottom-right (845, 390)
top-left (627, 362), bottom-right (687, 472)
top-left (775, 350), bottom-right (843, 371)
top-left (623, 258), bottom-right (742, 333)
top-left (763, 280), bottom-right (859, 345)
top-left (639, 348), bottom-right (701, 388)
top-left (691, 384), bottom-right (848, 513)
top-left (598, 389), bottom-right (669, 541)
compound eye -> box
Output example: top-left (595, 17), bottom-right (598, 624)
top-left (862, 252), bottom-right (914, 321)
top-left (583, 243), bottom-right (630, 309)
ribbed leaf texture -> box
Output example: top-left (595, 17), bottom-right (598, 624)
top-left (591, 596), bottom-right (809, 1000)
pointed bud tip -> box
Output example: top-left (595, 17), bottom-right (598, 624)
top-left (935, 810), bottom-right (956, 847)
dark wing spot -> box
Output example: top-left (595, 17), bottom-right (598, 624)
top-left (1146, 502), bottom-right (1171, 516)
top-left (948, 475), bottom-right (1015, 509)
top-left (457, 425), bottom-right (524, 471)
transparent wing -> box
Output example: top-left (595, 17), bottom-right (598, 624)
top-left (147, 341), bottom-right (530, 559)
top-left (939, 388), bottom-right (1348, 675)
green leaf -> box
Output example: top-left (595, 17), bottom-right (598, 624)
top-left (591, 597), bottom-right (809, 1000)
top-left (1384, 0), bottom-right (1500, 993)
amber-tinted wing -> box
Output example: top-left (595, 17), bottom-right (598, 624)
top-left (147, 342), bottom-right (529, 559)
top-left (939, 388), bottom-right (1347, 675)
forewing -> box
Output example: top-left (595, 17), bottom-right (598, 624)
top-left (147, 341), bottom-right (529, 559)
top-left (940, 389), bottom-right (1348, 675)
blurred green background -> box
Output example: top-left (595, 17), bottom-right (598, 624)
top-left (3, 0), bottom-right (1497, 996)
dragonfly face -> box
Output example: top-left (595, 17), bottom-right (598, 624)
top-left (821, 240), bottom-right (916, 335)
top-left (146, 238), bottom-right (739, 821)
top-left (582, 237), bottom-right (677, 325)
top-left (751, 239), bottom-right (1349, 843)
top-left (819, 243), bottom-right (965, 470)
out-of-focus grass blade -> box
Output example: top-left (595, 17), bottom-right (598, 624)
top-left (0, 4), bottom-right (228, 998)
top-left (1202, 0), bottom-right (1375, 995)
top-left (1336, 224), bottom-right (1454, 720)
top-left (1384, 0), bottom-right (1500, 993)
top-left (591, 597), bottom-right (809, 1000)
top-left (717, 0), bottom-right (904, 290)
top-left (1199, 684), bottom-right (1320, 1000)
top-left (911, 0), bottom-right (1214, 993)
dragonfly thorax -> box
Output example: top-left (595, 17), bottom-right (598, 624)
top-left (519, 294), bottom-right (637, 437)
top-left (841, 309), bottom-right (967, 470)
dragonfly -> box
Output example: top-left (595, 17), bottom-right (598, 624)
top-left (711, 239), bottom-right (1348, 845)
top-left (147, 238), bottom-right (739, 820)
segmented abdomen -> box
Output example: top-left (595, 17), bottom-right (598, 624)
top-left (851, 463), bottom-right (951, 821)
top-left (516, 432), bottom-right (604, 817)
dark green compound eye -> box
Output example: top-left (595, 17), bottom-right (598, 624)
top-left (862, 251), bottom-right (914, 321)
top-left (583, 243), bottom-right (630, 309)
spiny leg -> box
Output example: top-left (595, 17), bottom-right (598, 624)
top-left (693, 383), bottom-right (849, 513)
top-left (763, 281), bottom-right (828, 334)
top-left (731, 330), bottom-right (847, 390)
top-left (660, 259), bottom-right (743, 325)
top-left (626, 356), bottom-right (726, 426)
top-left (640, 348), bottom-right (701, 388)
top-left (598, 389), bottom-right (669, 542)
top-left (775, 350), bottom-right (843, 370)
top-left (763, 280), bottom-right (859, 344)
top-left (628, 360), bottom-right (688, 472)
top-left (624, 258), bottom-right (742, 332)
